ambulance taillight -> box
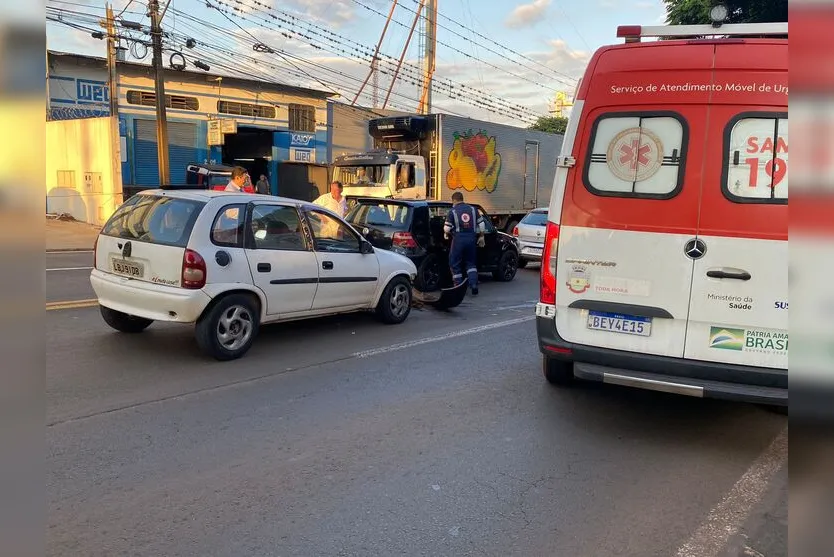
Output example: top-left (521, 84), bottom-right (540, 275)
top-left (539, 222), bottom-right (560, 305)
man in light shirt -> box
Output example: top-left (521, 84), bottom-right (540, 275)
top-left (313, 181), bottom-right (348, 218)
top-left (224, 166), bottom-right (248, 192)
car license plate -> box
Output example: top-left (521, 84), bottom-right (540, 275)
top-left (587, 311), bottom-right (651, 337)
top-left (112, 258), bottom-right (144, 278)
top-left (523, 247), bottom-right (542, 256)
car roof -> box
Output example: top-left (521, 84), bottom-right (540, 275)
top-left (137, 188), bottom-right (309, 206)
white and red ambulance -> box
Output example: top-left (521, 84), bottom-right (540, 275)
top-left (535, 21), bottom-right (788, 406)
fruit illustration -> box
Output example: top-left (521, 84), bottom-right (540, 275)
top-left (446, 130), bottom-right (502, 193)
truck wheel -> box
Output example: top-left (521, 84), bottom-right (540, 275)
top-left (195, 293), bottom-right (260, 361)
top-left (505, 220), bottom-right (519, 234)
top-left (100, 306), bottom-right (153, 333)
top-left (376, 276), bottom-right (412, 324)
top-left (493, 250), bottom-right (519, 282)
top-left (543, 356), bottom-right (574, 386)
top-left (415, 254), bottom-right (441, 292)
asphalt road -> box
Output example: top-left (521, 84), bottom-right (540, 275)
top-left (46, 251), bottom-right (95, 304)
top-left (47, 265), bottom-right (787, 557)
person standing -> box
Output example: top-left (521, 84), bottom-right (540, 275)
top-left (224, 166), bottom-right (248, 192)
top-left (444, 191), bottom-right (486, 295)
top-left (255, 174), bottom-right (270, 195)
top-left (313, 181), bottom-right (348, 218)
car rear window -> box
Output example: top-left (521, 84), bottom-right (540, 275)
top-left (521, 211), bottom-right (548, 226)
top-left (102, 194), bottom-right (205, 248)
top-left (347, 202), bottom-right (412, 230)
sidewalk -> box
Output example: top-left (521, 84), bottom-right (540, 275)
top-left (46, 216), bottom-right (100, 252)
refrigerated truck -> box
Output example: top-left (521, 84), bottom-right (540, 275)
top-left (332, 114), bottom-right (563, 232)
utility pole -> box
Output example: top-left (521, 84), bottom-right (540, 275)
top-left (149, 0), bottom-right (170, 185)
top-left (417, 0), bottom-right (437, 115)
top-left (104, 4), bottom-right (119, 119)
top-left (103, 4), bottom-right (125, 205)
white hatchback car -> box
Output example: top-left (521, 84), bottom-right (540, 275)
top-left (90, 189), bottom-right (418, 360)
top-left (513, 208), bottom-right (548, 268)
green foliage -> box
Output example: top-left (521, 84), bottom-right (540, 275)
top-left (663, 0), bottom-right (787, 25)
top-left (529, 116), bottom-right (568, 135)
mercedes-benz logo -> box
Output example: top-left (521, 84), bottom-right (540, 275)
top-left (684, 238), bottom-right (706, 260)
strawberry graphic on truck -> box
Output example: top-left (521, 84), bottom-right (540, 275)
top-left (447, 130), bottom-right (502, 193)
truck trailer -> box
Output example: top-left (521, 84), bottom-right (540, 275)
top-left (333, 114), bottom-right (563, 231)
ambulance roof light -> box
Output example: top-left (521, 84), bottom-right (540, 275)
top-left (616, 22), bottom-right (787, 42)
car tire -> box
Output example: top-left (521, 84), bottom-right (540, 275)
top-left (376, 276), bottom-right (412, 325)
top-left (100, 305), bottom-right (153, 333)
top-left (492, 250), bottom-right (519, 282)
top-left (518, 258), bottom-right (529, 269)
top-left (542, 356), bottom-right (574, 386)
top-left (415, 254), bottom-right (441, 292)
top-left (195, 293), bottom-right (260, 361)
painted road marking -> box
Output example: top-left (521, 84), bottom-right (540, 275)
top-left (46, 299), bottom-right (99, 311)
top-left (675, 426), bottom-right (788, 557)
top-left (353, 315), bottom-right (535, 358)
top-left (46, 266), bottom-right (93, 272)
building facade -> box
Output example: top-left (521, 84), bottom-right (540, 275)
top-left (48, 51), bottom-right (336, 200)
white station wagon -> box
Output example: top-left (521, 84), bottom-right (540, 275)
top-left (90, 189), bottom-right (418, 360)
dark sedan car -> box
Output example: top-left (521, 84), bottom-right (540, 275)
top-left (345, 198), bottom-right (520, 291)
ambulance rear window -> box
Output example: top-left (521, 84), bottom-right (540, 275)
top-left (722, 113), bottom-right (788, 204)
top-left (584, 112), bottom-right (687, 199)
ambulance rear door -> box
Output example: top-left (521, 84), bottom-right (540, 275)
top-left (554, 43), bottom-right (718, 358)
top-left (683, 42), bottom-right (789, 370)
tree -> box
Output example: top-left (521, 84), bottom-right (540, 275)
top-left (529, 116), bottom-right (568, 135)
top-left (663, 0), bottom-right (787, 25)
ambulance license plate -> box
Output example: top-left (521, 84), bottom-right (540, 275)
top-left (112, 258), bottom-right (144, 278)
top-left (587, 311), bottom-right (651, 337)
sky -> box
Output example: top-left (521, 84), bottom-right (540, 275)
top-left (45, 0), bottom-right (668, 125)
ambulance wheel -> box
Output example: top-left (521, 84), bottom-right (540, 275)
top-left (493, 250), bottom-right (519, 282)
top-left (100, 306), bottom-right (153, 333)
top-left (542, 356), bottom-right (574, 386)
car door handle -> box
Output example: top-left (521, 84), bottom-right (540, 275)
top-left (322, 261), bottom-right (334, 270)
top-left (257, 263), bottom-right (271, 273)
top-left (706, 268), bottom-right (751, 281)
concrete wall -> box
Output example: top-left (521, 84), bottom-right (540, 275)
top-left (46, 117), bottom-right (123, 226)
top-left (327, 103), bottom-right (409, 162)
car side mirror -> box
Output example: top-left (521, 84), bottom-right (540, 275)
top-left (360, 241), bottom-right (374, 254)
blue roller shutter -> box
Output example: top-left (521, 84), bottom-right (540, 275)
top-left (134, 119), bottom-right (200, 186)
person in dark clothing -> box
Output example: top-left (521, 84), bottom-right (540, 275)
top-left (255, 174), bottom-right (270, 195)
top-left (443, 191), bottom-right (486, 295)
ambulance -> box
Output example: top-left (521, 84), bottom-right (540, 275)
top-left (535, 19), bottom-right (788, 406)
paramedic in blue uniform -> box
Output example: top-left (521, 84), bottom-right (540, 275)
top-left (444, 191), bottom-right (486, 295)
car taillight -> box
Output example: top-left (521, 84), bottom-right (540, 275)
top-left (512, 226), bottom-right (519, 236)
top-left (182, 249), bottom-right (207, 289)
top-left (539, 222), bottom-right (560, 305)
top-left (392, 232), bottom-right (418, 248)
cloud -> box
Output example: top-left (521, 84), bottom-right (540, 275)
top-left (505, 0), bottom-right (551, 29)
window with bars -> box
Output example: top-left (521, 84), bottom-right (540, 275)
top-left (288, 103), bottom-right (316, 132)
top-left (125, 90), bottom-right (199, 111)
top-left (217, 100), bottom-right (276, 119)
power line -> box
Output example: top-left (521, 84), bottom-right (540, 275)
top-left (212, 0), bottom-right (543, 121)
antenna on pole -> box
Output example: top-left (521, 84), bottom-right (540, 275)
top-left (417, 0), bottom-right (437, 115)
top-left (352, 0), bottom-right (399, 107)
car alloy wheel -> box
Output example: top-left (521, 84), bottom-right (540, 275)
top-left (216, 304), bottom-right (254, 351)
top-left (389, 283), bottom-right (411, 319)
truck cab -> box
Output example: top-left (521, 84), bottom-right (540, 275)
top-left (333, 151), bottom-right (427, 202)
